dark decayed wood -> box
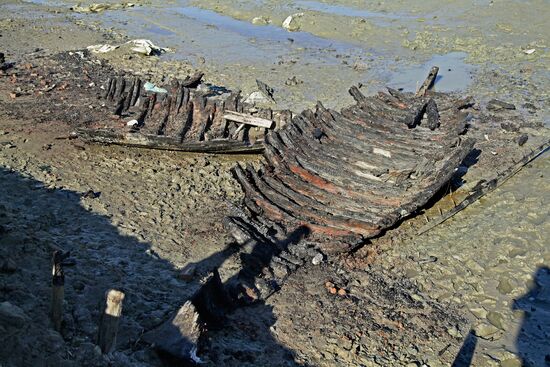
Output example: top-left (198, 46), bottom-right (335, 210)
top-left (227, 84), bottom-right (476, 254)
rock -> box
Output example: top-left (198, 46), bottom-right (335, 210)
top-left (515, 134), bottom-right (528, 146)
top-left (487, 311), bottom-right (505, 330)
top-left (469, 307), bottom-right (488, 319)
top-left (337, 288), bottom-right (347, 296)
top-left (500, 121), bottom-right (520, 132)
top-left (473, 323), bottom-right (500, 340)
top-left (487, 99), bottom-right (516, 111)
top-left (311, 253), bottom-right (323, 265)
top-left (0, 301), bottom-right (29, 328)
top-left (282, 13), bottom-right (304, 32)
top-left (178, 263), bottom-right (197, 281)
top-left (251, 16), bottom-right (270, 25)
top-left (285, 76), bottom-right (303, 86)
top-left (497, 278), bottom-right (514, 294)
top-left (143, 301), bottom-right (202, 363)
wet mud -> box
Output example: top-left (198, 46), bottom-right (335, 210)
top-left (1, 0), bottom-right (549, 366)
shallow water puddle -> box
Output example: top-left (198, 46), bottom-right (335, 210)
top-left (388, 52), bottom-right (476, 92)
top-left (295, 0), bottom-right (415, 25)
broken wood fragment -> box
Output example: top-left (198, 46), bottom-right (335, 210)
top-left (224, 111), bottom-right (274, 129)
top-left (415, 66), bottom-right (439, 97)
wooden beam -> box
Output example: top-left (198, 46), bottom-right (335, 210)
top-left (224, 111), bottom-right (274, 129)
top-left (415, 66), bottom-right (439, 97)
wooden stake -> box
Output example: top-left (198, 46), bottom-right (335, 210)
top-left (98, 289), bottom-right (125, 354)
top-left (51, 251), bottom-right (64, 332)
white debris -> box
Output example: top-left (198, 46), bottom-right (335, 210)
top-left (86, 39), bottom-right (170, 56)
top-left (70, 3), bottom-right (135, 13)
top-left (252, 16), bottom-right (271, 25)
top-left (312, 253), bottom-right (324, 265)
top-left (87, 44), bottom-right (120, 54)
top-left (128, 39), bottom-right (170, 56)
top-left (126, 119), bottom-right (139, 127)
top-left (523, 48), bottom-right (536, 55)
top-left (244, 91), bottom-right (270, 104)
top-left (143, 82), bottom-right (168, 94)
top-left (282, 13), bottom-right (304, 32)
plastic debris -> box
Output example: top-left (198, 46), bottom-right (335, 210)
top-left (126, 119), bottom-right (139, 127)
top-left (70, 3), bottom-right (135, 13)
top-left (523, 48), bottom-right (536, 55)
top-left (143, 82), bottom-right (168, 94)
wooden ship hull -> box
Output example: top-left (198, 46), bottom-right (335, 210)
top-left (77, 73), bottom-right (291, 154)
top-left (225, 85), bottom-right (477, 255)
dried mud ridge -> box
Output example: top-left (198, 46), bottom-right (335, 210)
top-left (1, 51), bottom-right (549, 366)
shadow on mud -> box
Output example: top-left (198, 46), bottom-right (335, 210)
top-left (513, 266), bottom-right (550, 367)
top-left (0, 166), bottom-right (306, 366)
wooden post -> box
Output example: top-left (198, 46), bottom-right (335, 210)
top-left (98, 289), bottom-right (125, 354)
top-left (51, 251), bottom-right (64, 332)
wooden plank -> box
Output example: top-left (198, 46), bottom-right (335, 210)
top-left (224, 111), bottom-right (274, 129)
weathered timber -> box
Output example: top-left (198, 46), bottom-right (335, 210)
top-left (224, 110), bottom-right (274, 129)
top-left (98, 289), bottom-right (125, 354)
top-left (229, 85), bottom-right (480, 253)
top-left (416, 66), bottom-right (439, 97)
top-left (80, 73), bottom-right (270, 153)
top-left (50, 251), bottom-right (64, 332)
top-left (77, 128), bottom-right (264, 153)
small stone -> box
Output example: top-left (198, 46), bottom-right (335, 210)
top-left (470, 307), bottom-right (488, 319)
top-left (516, 134), bottom-right (528, 146)
top-left (487, 99), bottom-right (516, 111)
top-left (497, 278), bottom-right (514, 295)
top-left (487, 311), bottom-right (505, 330)
top-left (178, 263), bottom-right (197, 281)
top-left (337, 288), bottom-right (347, 296)
top-left (473, 323), bottom-right (500, 340)
top-left (312, 253), bottom-right (323, 265)
top-left (0, 301), bottom-right (29, 328)
top-left (329, 287), bottom-right (337, 295)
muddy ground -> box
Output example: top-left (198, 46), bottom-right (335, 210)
top-left (1, 0), bottom-right (549, 366)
